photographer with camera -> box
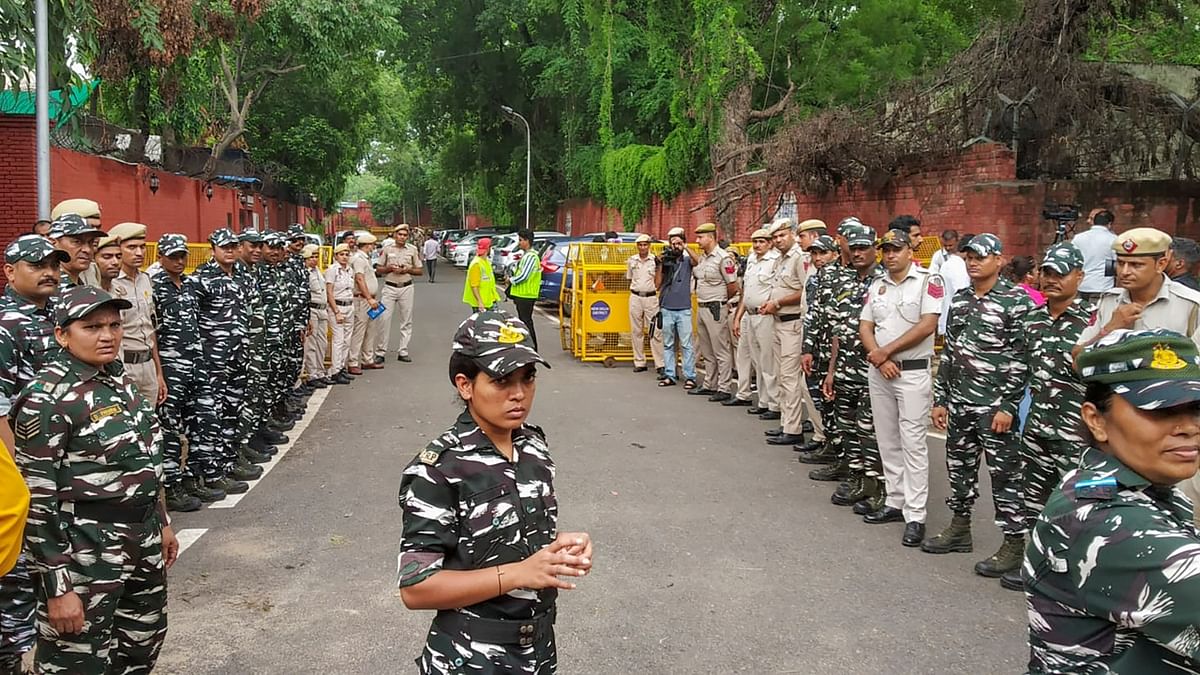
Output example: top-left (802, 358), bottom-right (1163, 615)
top-left (1071, 208), bottom-right (1117, 304)
top-left (1074, 227), bottom-right (1200, 358)
top-left (656, 227), bottom-right (700, 389)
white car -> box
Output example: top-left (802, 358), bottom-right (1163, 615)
top-left (492, 232), bottom-right (568, 279)
top-left (453, 233), bottom-right (488, 268)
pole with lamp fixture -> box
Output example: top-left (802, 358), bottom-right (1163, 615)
top-left (500, 105), bottom-right (531, 230)
top-left (205, 183), bottom-right (214, 201)
top-left (148, 173), bottom-right (160, 194)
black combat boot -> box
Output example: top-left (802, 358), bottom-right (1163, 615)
top-left (229, 459), bottom-right (263, 482)
top-left (999, 568), bottom-right (1024, 592)
top-left (796, 443), bottom-right (837, 465)
top-left (184, 476), bottom-right (226, 503)
top-left (808, 459), bottom-right (849, 482)
top-left (209, 475), bottom-right (249, 495)
top-left (920, 514), bottom-right (973, 554)
top-left (974, 535), bottom-right (1025, 578)
top-left (166, 484), bottom-right (202, 512)
top-left (831, 473), bottom-right (864, 506)
top-left (852, 478), bottom-right (885, 515)
top-left (240, 444), bottom-right (272, 465)
top-left (259, 426), bottom-right (289, 446)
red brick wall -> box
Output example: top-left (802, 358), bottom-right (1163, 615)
top-left (0, 116), bottom-right (37, 251)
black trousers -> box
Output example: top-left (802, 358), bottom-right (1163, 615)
top-left (424, 259), bottom-right (436, 282)
top-left (513, 296), bottom-right (538, 351)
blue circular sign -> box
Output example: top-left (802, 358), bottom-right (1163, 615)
top-left (590, 301), bottom-right (611, 322)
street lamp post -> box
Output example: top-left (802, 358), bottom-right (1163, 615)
top-left (500, 105), bottom-right (531, 230)
top-left (35, 0), bottom-right (50, 219)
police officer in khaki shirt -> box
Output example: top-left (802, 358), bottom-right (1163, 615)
top-left (731, 227), bottom-right (780, 410)
top-left (689, 222), bottom-right (740, 401)
top-left (763, 218), bottom-right (809, 446)
top-left (860, 229), bottom-right (942, 545)
top-left (376, 224), bottom-right (423, 363)
top-left (627, 233), bottom-right (664, 374)
top-left (348, 232), bottom-right (380, 372)
top-left (107, 222), bottom-right (167, 406)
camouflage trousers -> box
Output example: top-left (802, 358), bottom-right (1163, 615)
top-left (34, 515), bottom-right (167, 674)
top-left (193, 342), bottom-right (247, 479)
top-left (829, 378), bottom-right (881, 478)
top-left (264, 341), bottom-right (292, 414)
top-left (284, 332), bottom-right (304, 393)
top-left (1021, 433), bottom-right (1081, 529)
top-left (416, 620), bottom-right (555, 675)
top-left (157, 359), bottom-right (210, 487)
top-left (0, 553), bottom-right (35, 660)
top-left (236, 336), bottom-right (271, 448)
top-left (944, 404), bottom-right (1026, 536)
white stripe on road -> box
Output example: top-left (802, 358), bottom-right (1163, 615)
top-left (534, 305), bottom-right (561, 326)
top-left (209, 387), bottom-right (331, 509)
top-left (175, 528), bottom-right (208, 557)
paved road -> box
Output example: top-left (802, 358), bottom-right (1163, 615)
top-left (157, 266), bottom-right (1028, 674)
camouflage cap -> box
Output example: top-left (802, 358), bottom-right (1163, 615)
top-left (157, 233), bottom-right (189, 256)
top-left (845, 223), bottom-right (877, 248)
top-left (208, 228), bottom-right (238, 247)
top-left (287, 224), bottom-right (307, 240)
top-left (1113, 227), bottom-right (1171, 256)
top-left (1040, 242), bottom-right (1084, 274)
top-left (1077, 328), bottom-right (1200, 410)
top-left (453, 310), bottom-right (550, 378)
top-left (878, 229), bottom-right (912, 249)
top-left (264, 232), bottom-right (286, 248)
top-left (55, 285), bottom-right (132, 328)
top-left (836, 217), bottom-right (863, 238)
top-left (798, 219), bottom-right (827, 233)
top-left (5, 234), bottom-right (70, 265)
top-left (238, 228), bottom-right (263, 244)
top-left (51, 198), bottom-right (100, 220)
top-left (695, 222), bottom-right (718, 235)
top-left (49, 213), bottom-right (103, 239)
top-left (808, 234), bottom-right (836, 252)
top-left (964, 232), bottom-right (1003, 256)
top-left (750, 228), bottom-right (772, 241)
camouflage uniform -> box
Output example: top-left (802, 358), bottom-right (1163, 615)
top-left (11, 287), bottom-right (169, 674)
top-left (285, 237), bottom-right (310, 392)
top-left (0, 236), bottom-right (69, 669)
top-left (259, 242), bottom-right (292, 419)
top-left (189, 232), bottom-right (247, 479)
top-left (398, 312), bottom-right (557, 675)
top-left (804, 259), bottom-right (852, 441)
top-left (934, 274), bottom-right (1032, 536)
top-left (233, 248), bottom-right (269, 455)
top-left (152, 237), bottom-right (208, 488)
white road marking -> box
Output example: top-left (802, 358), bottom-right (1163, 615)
top-left (534, 305), bottom-right (562, 326)
top-left (175, 528), bottom-right (208, 557)
top-left (209, 387), bottom-right (331, 509)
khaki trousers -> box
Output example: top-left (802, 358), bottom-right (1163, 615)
top-left (329, 304), bottom-right (355, 375)
top-left (304, 309), bottom-right (329, 380)
top-left (349, 297), bottom-right (378, 368)
top-left (774, 318), bottom-right (806, 435)
top-left (378, 283), bottom-right (415, 358)
top-left (696, 303), bottom-right (733, 393)
top-left (736, 313), bottom-right (778, 410)
top-left (629, 294), bottom-right (664, 368)
top-left (125, 359), bottom-right (159, 406)
top-left (868, 366), bottom-right (932, 523)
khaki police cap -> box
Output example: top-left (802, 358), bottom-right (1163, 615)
top-left (394, 223), bottom-right (410, 233)
top-left (333, 243), bottom-right (351, 254)
top-left (1113, 227), bottom-right (1171, 256)
top-left (695, 223), bottom-right (718, 235)
top-left (635, 234), bottom-right (652, 244)
top-left (95, 233), bottom-right (121, 250)
top-left (667, 227), bottom-right (686, 238)
top-left (767, 218), bottom-right (794, 235)
top-left (51, 198), bottom-right (101, 220)
top-left (107, 222), bottom-right (147, 243)
top-left (358, 232), bottom-right (378, 245)
top-left (301, 243), bottom-right (320, 258)
top-left (798, 219), bottom-right (827, 233)
top-left (750, 228), bottom-right (772, 240)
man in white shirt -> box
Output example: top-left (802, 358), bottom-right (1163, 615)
top-left (1071, 208), bottom-right (1117, 302)
top-left (421, 232), bottom-right (440, 283)
top-left (937, 234), bottom-right (971, 335)
top-left (929, 230), bottom-right (959, 273)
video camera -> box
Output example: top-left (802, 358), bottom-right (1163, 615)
top-left (1042, 203), bottom-right (1081, 245)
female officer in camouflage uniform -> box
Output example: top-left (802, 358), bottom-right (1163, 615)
top-left (1026, 328), bottom-right (1200, 672)
top-left (11, 285), bottom-right (178, 673)
top-left (397, 311), bottom-right (593, 674)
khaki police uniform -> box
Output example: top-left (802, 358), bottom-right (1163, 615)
top-left (304, 264), bottom-right (329, 381)
top-left (111, 268), bottom-right (159, 404)
top-left (861, 262), bottom-right (942, 524)
top-left (377, 240), bottom-right (421, 360)
top-left (349, 245), bottom-right (380, 369)
top-left (1077, 275), bottom-right (1200, 345)
top-left (770, 242), bottom-right (810, 437)
top-left (325, 256), bottom-right (356, 376)
top-left (736, 247), bottom-right (780, 408)
top-left (627, 252), bottom-right (664, 369)
top-left (693, 245), bottom-right (739, 394)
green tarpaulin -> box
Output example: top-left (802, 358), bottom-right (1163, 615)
top-left (0, 80), bottom-right (98, 122)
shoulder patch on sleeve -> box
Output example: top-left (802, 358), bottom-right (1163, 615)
top-left (927, 274), bottom-right (944, 299)
top-left (418, 448), bottom-right (443, 465)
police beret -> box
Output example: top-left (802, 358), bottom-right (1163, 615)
top-left (301, 243), bottom-right (320, 258)
top-left (964, 233), bottom-right (1003, 256)
top-left (750, 228), bottom-right (772, 241)
top-left (878, 229), bottom-right (911, 249)
top-left (95, 233), bottom-right (121, 251)
top-left (1113, 227), bottom-right (1171, 256)
top-left (635, 234), bottom-right (652, 243)
top-left (1040, 242), bottom-right (1084, 274)
top-left (5, 234), bottom-right (70, 265)
top-left (667, 227), bottom-right (686, 238)
top-left (333, 243), bottom-right (351, 254)
top-left (107, 222), bottom-right (147, 243)
top-left (695, 223), bottom-right (718, 235)
top-left (1077, 328), bottom-right (1200, 410)
top-left (798, 219), bottom-right (827, 233)
top-left (157, 233), bottom-right (189, 256)
top-left (208, 228), bottom-right (238, 247)
top-left (55, 285), bottom-right (132, 328)
top-left (51, 198), bottom-right (100, 220)
top-left (357, 232), bottom-right (378, 245)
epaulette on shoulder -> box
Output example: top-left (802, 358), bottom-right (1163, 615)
top-left (1170, 280), bottom-right (1200, 306)
top-left (1071, 474), bottom-right (1119, 501)
top-left (417, 446), bottom-right (444, 466)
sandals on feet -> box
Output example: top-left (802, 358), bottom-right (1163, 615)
top-left (683, 379), bottom-right (696, 390)
top-left (658, 378), bottom-right (676, 387)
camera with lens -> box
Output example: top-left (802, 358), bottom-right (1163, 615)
top-left (1104, 259), bottom-right (1116, 277)
top-left (1042, 203), bottom-right (1081, 244)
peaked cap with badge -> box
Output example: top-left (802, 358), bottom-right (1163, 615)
top-left (1112, 227), bottom-right (1171, 256)
top-left (452, 311), bottom-right (550, 379)
top-left (1076, 328), bottom-right (1200, 410)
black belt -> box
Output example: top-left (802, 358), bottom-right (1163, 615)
top-left (124, 350), bottom-right (153, 364)
top-left (777, 314), bottom-right (803, 323)
top-left (631, 290), bottom-right (656, 298)
top-left (310, 302), bottom-right (325, 309)
top-left (699, 300), bottom-right (723, 310)
top-left (73, 498), bottom-right (156, 524)
top-left (898, 359), bottom-right (929, 371)
top-left (434, 608), bottom-right (556, 648)
top-left (386, 280), bottom-right (413, 289)
top-left (335, 299), bottom-right (353, 307)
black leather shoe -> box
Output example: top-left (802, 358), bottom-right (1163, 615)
top-left (708, 392), bottom-right (732, 403)
top-left (333, 373), bottom-right (352, 385)
top-left (863, 506), bottom-right (904, 524)
top-left (747, 406), bottom-right (767, 415)
top-left (802, 420), bottom-right (814, 433)
top-left (688, 387), bottom-right (715, 396)
top-left (793, 439), bottom-right (822, 453)
top-left (764, 427), bottom-right (783, 437)
top-left (398, 354), bottom-right (412, 363)
top-left (758, 410), bottom-right (781, 420)
top-left (374, 356), bottom-right (385, 365)
top-left (766, 433), bottom-right (804, 446)
top-left (902, 522), bottom-right (926, 548)
top-left (633, 366), bottom-right (647, 373)
top-left (999, 569), bottom-right (1024, 592)
top-left (721, 397), bottom-right (751, 407)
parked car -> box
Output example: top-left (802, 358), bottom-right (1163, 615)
top-left (537, 237), bottom-right (596, 304)
top-left (453, 232), bottom-right (491, 268)
top-left (492, 231), bottom-right (568, 280)
top-left (579, 231), bottom-right (643, 243)
top-left (440, 229), bottom-right (469, 260)
top-left (303, 233), bottom-right (324, 248)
